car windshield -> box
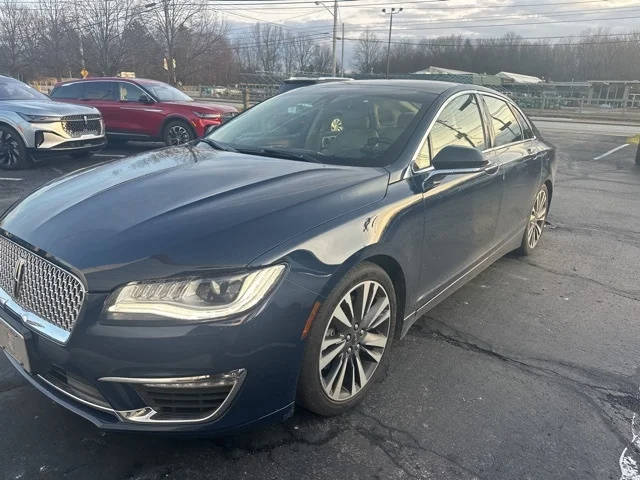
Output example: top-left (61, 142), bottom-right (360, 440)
top-left (140, 82), bottom-right (193, 102)
top-left (207, 85), bottom-right (436, 167)
top-left (0, 78), bottom-right (49, 101)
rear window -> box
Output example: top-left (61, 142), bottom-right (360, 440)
top-left (84, 82), bottom-right (116, 101)
top-left (51, 83), bottom-right (83, 99)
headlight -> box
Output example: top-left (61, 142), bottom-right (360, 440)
top-left (193, 111), bottom-right (222, 119)
top-left (104, 265), bottom-right (285, 323)
top-left (18, 113), bottom-right (61, 123)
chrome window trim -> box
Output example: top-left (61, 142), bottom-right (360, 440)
top-left (405, 89), bottom-right (536, 179)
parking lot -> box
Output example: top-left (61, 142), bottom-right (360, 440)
top-left (1, 119), bottom-right (639, 480)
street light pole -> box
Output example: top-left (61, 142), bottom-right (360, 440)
top-left (382, 7), bottom-right (402, 79)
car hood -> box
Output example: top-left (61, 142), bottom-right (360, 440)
top-left (0, 146), bottom-right (388, 291)
top-left (0, 99), bottom-right (99, 116)
top-left (162, 100), bottom-right (237, 113)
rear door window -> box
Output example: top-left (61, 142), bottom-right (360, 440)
top-left (83, 82), bottom-right (116, 101)
top-left (483, 95), bottom-right (524, 147)
top-left (51, 83), bottom-right (83, 99)
top-left (512, 107), bottom-right (534, 139)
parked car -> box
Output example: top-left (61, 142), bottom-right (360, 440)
top-left (0, 80), bottom-right (555, 433)
top-left (0, 75), bottom-right (105, 170)
top-left (50, 77), bottom-right (238, 146)
top-left (278, 76), bottom-right (353, 94)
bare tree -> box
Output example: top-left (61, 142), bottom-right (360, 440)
top-left (354, 29), bottom-right (382, 74)
top-left (290, 33), bottom-right (316, 73)
top-left (309, 45), bottom-right (332, 74)
top-left (78, 0), bottom-right (141, 76)
top-left (251, 23), bottom-right (284, 72)
top-left (36, 0), bottom-right (75, 79)
top-left (0, 0), bottom-right (34, 78)
top-left (147, 0), bottom-right (213, 84)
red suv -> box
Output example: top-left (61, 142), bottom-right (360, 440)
top-left (50, 78), bottom-right (238, 146)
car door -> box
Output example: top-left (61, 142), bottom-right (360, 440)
top-left (481, 94), bottom-right (542, 244)
top-left (412, 93), bottom-right (503, 307)
top-left (81, 81), bottom-right (119, 131)
top-left (113, 82), bottom-right (163, 138)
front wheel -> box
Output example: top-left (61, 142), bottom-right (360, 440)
top-left (517, 183), bottom-right (549, 256)
top-left (163, 120), bottom-right (195, 146)
top-left (297, 262), bottom-right (396, 416)
top-left (0, 125), bottom-right (32, 170)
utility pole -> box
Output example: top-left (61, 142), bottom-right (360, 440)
top-left (382, 7), bottom-right (402, 79)
top-left (316, 0), bottom-right (339, 76)
top-left (341, 23), bottom-right (345, 77)
top-left (332, 0), bottom-right (338, 76)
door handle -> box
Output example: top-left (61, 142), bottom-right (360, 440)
top-left (484, 164), bottom-right (499, 175)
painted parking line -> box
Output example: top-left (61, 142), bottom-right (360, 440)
top-left (593, 144), bottom-right (629, 160)
top-left (0, 177), bottom-right (23, 181)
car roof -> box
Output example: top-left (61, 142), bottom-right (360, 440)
top-left (55, 77), bottom-right (146, 86)
top-left (305, 79), bottom-right (506, 97)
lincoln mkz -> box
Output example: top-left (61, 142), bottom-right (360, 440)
top-left (0, 80), bottom-right (555, 433)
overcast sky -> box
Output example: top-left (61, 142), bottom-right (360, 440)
top-left (219, 0), bottom-right (640, 69)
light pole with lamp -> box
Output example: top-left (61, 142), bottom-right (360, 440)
top-left (382, 7), bottom-right (402, 79)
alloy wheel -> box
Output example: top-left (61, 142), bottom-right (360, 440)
top-left (319, 280), bottom-right (391, 402)
top-left (527, 187), bottom-right (548, 249)
top-left (167, 125), bottom-right (192, 145)
top-left (0, 129), bottom-right (22, 168)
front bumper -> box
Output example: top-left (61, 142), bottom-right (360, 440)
top-left (20, 117), bottom-right (106, 152)
top-left (1, 276), bottom-right (316, 433)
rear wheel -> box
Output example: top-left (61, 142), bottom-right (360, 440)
top-left (163, 120), bottom-right (195, 146)
top-left (517, 183), bottom-right (549, 256)
top-left (0, 125), bottom-right (32, 170)
top-left (297, 262), bottom-right (396, 416)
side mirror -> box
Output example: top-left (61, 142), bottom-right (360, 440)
top-left (432, 145), bottom-right (487, 170)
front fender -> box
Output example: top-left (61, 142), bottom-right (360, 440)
top-left (251, 177), bottom-right (425, 318)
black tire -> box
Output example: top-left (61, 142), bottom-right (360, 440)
top-left (517, 183), bottom-right (549, 256)
top-left (163, 119), bottom-right (195, 146)
top-left (0, 124), bottom-right (32, 170)
top-left (297, 262), bottom-right (397, 416)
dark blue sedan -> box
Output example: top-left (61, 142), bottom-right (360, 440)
top-left (0, 80), bottom-right (555, 433)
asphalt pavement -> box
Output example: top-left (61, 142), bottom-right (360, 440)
top-left (1, 121), bottom-right (639, 480)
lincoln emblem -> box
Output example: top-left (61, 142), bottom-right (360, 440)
top-left (12, 258), bottom-right (26, 298)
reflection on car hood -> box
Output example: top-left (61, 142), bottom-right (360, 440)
top-left (0, 146), bottom-right (388, 291)
top-left (0, 99), bottom-right (99, 116)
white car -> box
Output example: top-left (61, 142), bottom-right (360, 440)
top-left (0, 75), bottom-right (106, 169)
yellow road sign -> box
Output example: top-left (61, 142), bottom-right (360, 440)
top-left (627, 134), bottom-right (640, 145)
top-left (80, 68), bottom-right (89, 79)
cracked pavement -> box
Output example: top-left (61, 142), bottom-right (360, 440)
top-left (1, 121), bottom-right (639, 479)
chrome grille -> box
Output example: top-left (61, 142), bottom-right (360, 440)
top-left (0, 235), bottom-right (85, 333)
top-left (61, 114), bottom-right (103, 137)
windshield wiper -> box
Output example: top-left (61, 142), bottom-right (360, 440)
top-left (235, 147), bottom-right (326, 164)
top-left (198, 138), bottom-right (237, 152)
